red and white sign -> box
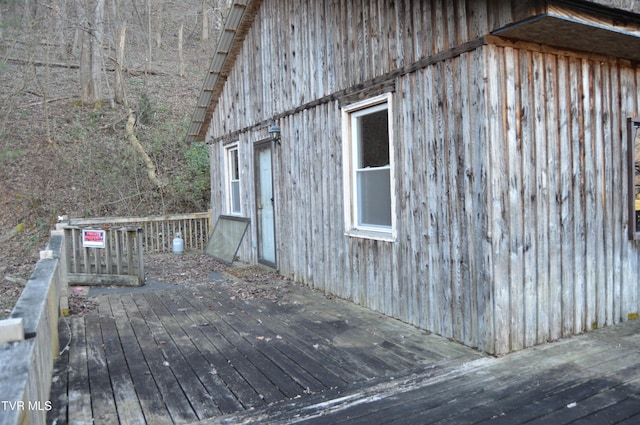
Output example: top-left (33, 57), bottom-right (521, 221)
top-left (82, 229), bottom-right (106, 248)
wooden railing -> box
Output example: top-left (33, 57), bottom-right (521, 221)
top-left (61, 211), bottom-right (212, 286)
top-left (63, 226), bottom-right (144, 286)
top-left (0, 230), bottom-right (68, 425)
top-left (66, 211), bottom-right (212, 254)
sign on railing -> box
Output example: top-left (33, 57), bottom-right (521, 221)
top-left (82, 228), bottom-right (106, 248)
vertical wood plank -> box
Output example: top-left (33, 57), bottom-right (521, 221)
top-left (570, 56), bottom-right (586, 335)
top-left (611, 65), bottom-right (622, 324)
top-left (545, 52), bottom-right (562, 342)
top-left (583, 59), bottom-right (597, 331)
top-left (487, 44), bottom-right (510, 354)
top-left (595, 62), bottom-right (609, 328)
top-left (557, 55), bottom-right (574, 337)
top-left (505, 47), bottom-right (524, 351)
top-left (520, 49), bottom-right (538, 348)
top-left (601, 61), bottom-right (614, 325)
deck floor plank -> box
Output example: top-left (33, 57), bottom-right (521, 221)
top-left (284, 287), bottom-right (472, 360)
top-left (172, 287), bottom-right (300, 403)
top-left (130, 292), bottom-right (214, 422)
top-left (165, 292), bottom-right (328, 404)
top-left (286, 289), bottom-right (452, 365)
top-left (192, 285), bottom-right (348, 391)
top-left (150, 290), bottom-right (248, 414)
top-left (250, 287), bottom-right (392, 380)
top-left (153, 288), bottom-right (266, 409)
top-left (139, 292), bottom-right (225, 420)
top-left (124, 293), bottom-right (200, 423)
top-left (107, 295), bottom-right (174, 425)
top-left (149, 291), bottom-right (245, 413)
top-left (84, 311), bottom-right (119, 425)
top-left (97, 297), bottom-right (147, 425)
top-left (49, 272), bottom-right (491, 424)
top-left (66, 317), bottom-right (93, 425)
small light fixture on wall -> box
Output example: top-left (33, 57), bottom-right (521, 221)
top-left (268, 121), bottom-right (281, 144)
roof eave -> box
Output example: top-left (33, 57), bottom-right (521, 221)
top-left (186, 0), bottom-right (263, 143)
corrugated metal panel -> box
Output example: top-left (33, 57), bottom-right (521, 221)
top-left (198, 91), bottom-right (213, 108)
top-left (218, 29), bottom-right (237, 52)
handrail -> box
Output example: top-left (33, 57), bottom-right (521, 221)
top-left (0, 230), bottom-right (68, 425)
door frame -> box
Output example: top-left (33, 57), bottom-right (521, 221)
top-left (254, 139), bottom-right (277, 268)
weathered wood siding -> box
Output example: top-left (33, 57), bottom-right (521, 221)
top-left (206, 0), bottom-right (640, 354)
top-left (207, 0), bottom-right (520, 137)
top-left (483, 41), bottom-right (640, 354)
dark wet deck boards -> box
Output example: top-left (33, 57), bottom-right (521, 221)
top-left (198, 319), bottom-right (640, 425)
top-left (48, 275), bottom-right (482, 424)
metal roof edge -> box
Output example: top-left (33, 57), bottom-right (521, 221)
top-left (185, 0), bottom-right (263, 143)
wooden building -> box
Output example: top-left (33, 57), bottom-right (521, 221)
top-left (187, 0), bottom-right (640, 355)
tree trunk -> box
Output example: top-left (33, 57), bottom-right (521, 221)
top-left (53, 0), bottom-right (66, 52)
top-left (126, 109), bottom-right (165, 189)
top-left (201, 0), bottom-right (209, 41)
top-left (178, 23), bottom-right (184, 78)
top-left (155, 0), bottom-right (163, 48)
top-left (147, 0), bottom-right (152, 66)
top-left (79, 2), bottom-right (94, 103)
top-left (114, 21), bottom-right (127, 106)
top-left (92, 0), bottom-right (104, 100)
top-left (79, 0), bottom-right (105, 104)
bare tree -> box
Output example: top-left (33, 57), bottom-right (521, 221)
top-left (79, 0), bottom-right (105, 104)
top-left (155, 0), bottom-right (164, 48)
top-left (114, 21), bottom-right (127, 106)
top-left (201, 0), bottom-right (209, 41)
top-left (178, 23), bottom-right (185, 77)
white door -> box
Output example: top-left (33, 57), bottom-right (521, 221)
top-left (255, 143), bottom-right (276, 266)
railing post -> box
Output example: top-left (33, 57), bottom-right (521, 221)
top-left (137, 228), bottom-right (144, 284)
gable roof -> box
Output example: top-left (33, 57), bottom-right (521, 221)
top-left (185, 0), bottom-right (261, 143)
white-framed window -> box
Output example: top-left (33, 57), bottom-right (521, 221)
top-left (225, 144), bottom-right (241, 215)
top-left (342, 93), bottom-right (396, 240)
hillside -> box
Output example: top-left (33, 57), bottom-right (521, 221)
top-left (0, 0), bottom-right (230, 317)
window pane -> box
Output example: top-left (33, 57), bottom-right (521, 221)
top-left (228, 147), bottom-right (240, 214)
top-left (357, 167), bottom-right (391, 227)
top-left (358, 109), bottom-right (389, 168)
top-left (231, 181), bottom-right (240, 213)
top-left (230, 149), bottom-right (239, 179)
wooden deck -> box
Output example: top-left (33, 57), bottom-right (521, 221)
top-left (47, 266), bottom-right (640, 424)
top-left (48, 269), bottom-right (482, 425)
top-left (199, 315), bottom-right (640, 425)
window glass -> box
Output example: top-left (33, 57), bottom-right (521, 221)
top-left (358, 109), bottom-right (389, 168)
top-left (228, 146), bottom-right (241, 214)
top-left (357, 167), bottom-right (391, 226)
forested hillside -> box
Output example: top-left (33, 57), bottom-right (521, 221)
top-left (0, 0), bottom-right (230, 316)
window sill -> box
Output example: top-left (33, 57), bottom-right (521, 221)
top-left (344, 228), bottom-right (396, 242)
